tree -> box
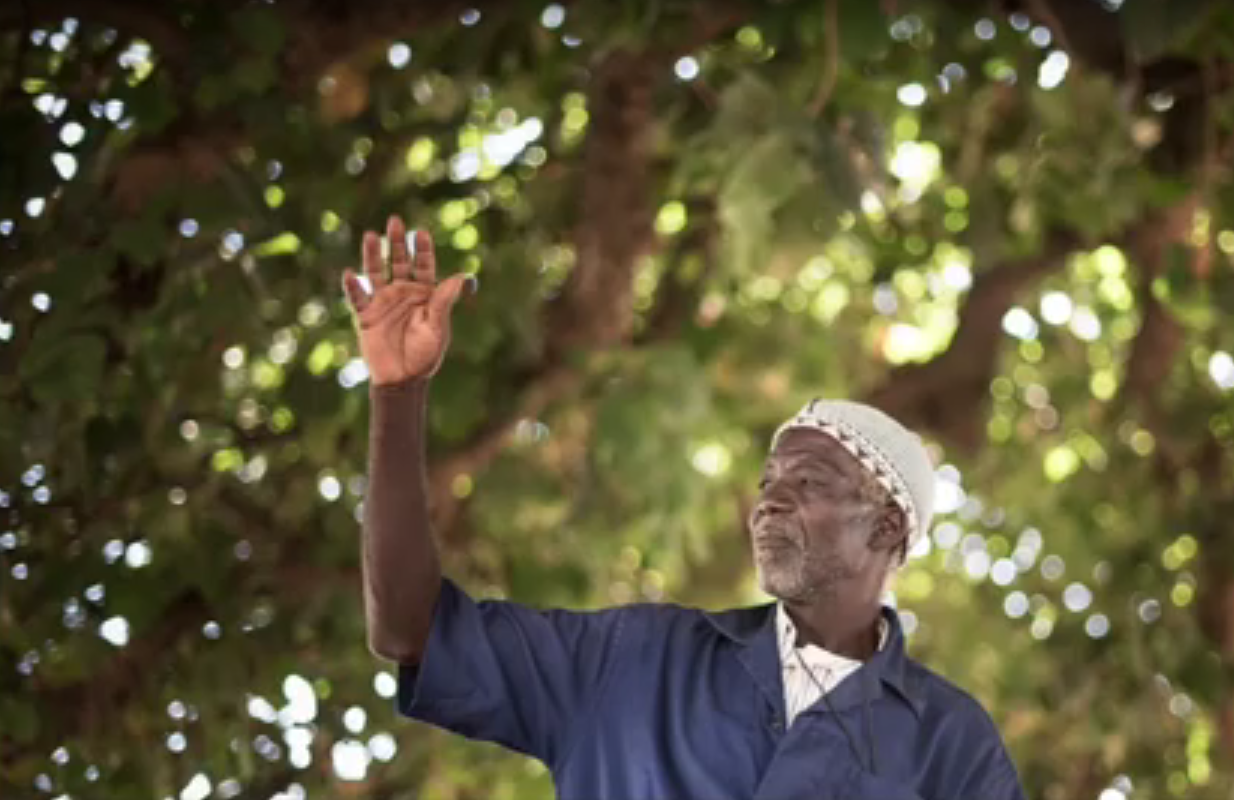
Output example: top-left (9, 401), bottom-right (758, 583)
top-left (3, 0), bottom-right (1234, 797)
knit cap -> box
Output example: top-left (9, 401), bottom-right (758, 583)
top-left (771, 399), bottom-right (935, 560)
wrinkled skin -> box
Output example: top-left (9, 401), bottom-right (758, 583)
top-left (343, 215), bottom-right (474, 386)
top-left (749, 427), bottom-right (906, 656)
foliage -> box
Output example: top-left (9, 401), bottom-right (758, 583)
top-left (3, 1), bottom-right (1234, 798)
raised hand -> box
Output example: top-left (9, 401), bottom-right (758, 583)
top-left (342, 216), bottom-right (473, 386)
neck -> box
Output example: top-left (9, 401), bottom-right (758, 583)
top-left (783, 591), bottom-right (883, 661)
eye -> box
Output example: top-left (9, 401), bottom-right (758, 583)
top-left (757, 478), bottom-right (770, 491)
top-left (798, 475), bottom-right (828, 491)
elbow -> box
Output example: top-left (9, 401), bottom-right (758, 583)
top-left (362, 579), bottom-right (440, 663)
top-left (367, 629), bottom-right (423, 665)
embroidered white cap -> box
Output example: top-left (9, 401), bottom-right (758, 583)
top-left (771, 399), bottom-right (935, 561)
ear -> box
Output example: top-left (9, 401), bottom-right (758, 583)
top-left (869, 501), bottom-right (908, 558)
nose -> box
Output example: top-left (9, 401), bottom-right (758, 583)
top-left (752, 488), bottom-right (793, 526)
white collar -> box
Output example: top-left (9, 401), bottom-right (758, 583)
top-left (776, 603), bottom-right (887, 668)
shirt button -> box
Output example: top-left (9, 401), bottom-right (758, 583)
top-left (770, 716), bottom-right (784, 733)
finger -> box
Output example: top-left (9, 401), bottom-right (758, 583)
top-left (388, 215), bottom-right (411, 281)
top-left (412, 229), bottom-right (436, 283)
top-left (363, 231), bottom-right (386, 287)
top-left (342, 269), bottom-right (370, 312)
top-left (426, 273), bottom-right (475, 327)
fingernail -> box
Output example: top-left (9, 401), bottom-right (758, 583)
top-left (407, 232), bottom-right (416, 255)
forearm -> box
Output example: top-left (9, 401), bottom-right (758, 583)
top-left (363, 377), bottom-right (442, 663)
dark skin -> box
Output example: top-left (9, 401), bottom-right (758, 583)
top-left (750, 427), bottom-right (908, 661)
top-left (353, 218), bottom-right (909, 667)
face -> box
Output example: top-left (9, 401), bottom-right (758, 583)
top-left (749, 428), bottom-right (902, 602)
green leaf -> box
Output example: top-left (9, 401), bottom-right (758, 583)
top-left (1119, 0), bottom-right (1218, 61)
top-left (125, 73), bottom-right (178, 134)
top-left (111, 216), bottom-right (168, 267)
top-left (253, 232), bottom-right (302, 256)
top-left (19, 333), bottom-right (108, 404)
top-left (231, 6), bottom-right (286, 55)
top-left (234, 56), bottom-right (277, 95)
top-left (838, 0), bottom-right (891, 61)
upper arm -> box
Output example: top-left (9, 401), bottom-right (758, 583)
top-left (395, 578), bottom-right (636, 766)
top-left (952, 710), bottom-right (1025, 800)
top-left (917, 679), bottom-right (1026, 800)
top-left (959, 746), bottom-right (1024, 800)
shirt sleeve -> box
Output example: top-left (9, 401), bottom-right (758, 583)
top-left (396, 578), bottom-right (634, 766)
top-left (837, 748), bottom-right (1023, 800)
top-left (840, 772), bottom-right (926, 800)
top-left (957, 746), bottom-right (1026, 800)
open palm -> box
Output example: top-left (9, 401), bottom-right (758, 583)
top-left (342, 216), bottom-right (472, 386)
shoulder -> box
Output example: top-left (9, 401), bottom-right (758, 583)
top-left (528, 600), bottom-right (706, 637)
top-left (603, 601), bottom-right (770, 649)
top-left (904, 657), bottom-right (1001, 733)
top-left (617, 601), bottom-right (715, 635)
top-left (902, 658), bottom-right (1023, 793)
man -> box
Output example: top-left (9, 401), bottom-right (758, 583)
top-left (346, 216), bottom-right (1025, 799)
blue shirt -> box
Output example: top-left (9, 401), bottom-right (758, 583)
top-left (398, 579), bottom-right (1025, 799)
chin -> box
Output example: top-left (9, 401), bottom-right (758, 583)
top-left (754, 563), bottom-right (810, 602)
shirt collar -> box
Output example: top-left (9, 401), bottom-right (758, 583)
top-left (703, 601), bottom-right (924, 719)
top-left (775, 602), bottom-right (887, 664)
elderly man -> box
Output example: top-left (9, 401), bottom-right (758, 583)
top-left (347, 217), bottom-right (1025, 800)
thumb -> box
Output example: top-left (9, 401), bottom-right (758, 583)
top-left (426, 273), bottom-right (475, 327)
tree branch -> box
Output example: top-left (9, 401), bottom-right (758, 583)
top-left (1112, 189), bottom-right (1234, 765)
top-left (1119, 195), bottom-right (1197, 401)
top-left (638, 199), bottom-right (721, 343)
top-left (864, 229), bottom-right (1082, 451)
top-left (547, 50), bottom-right (657, 353)
top-left (940, 0), bottom-right (1127, 75)
top-left (425, 49), bottom-right (662, 536)
top-left (656, 4), bottom-right (751, 61)
top-left (807, 0), bottom-right (841, 118)
top-left (1, 588), bottom-right (213, 771)
top-left (3, 36), bottom-right (669, 768)
top-left (0, 475), bottom-right (356, 773)
top-left (426, 360), bottom-right (579, 537)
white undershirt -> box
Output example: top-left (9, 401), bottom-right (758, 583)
top-left (777, 603), bottom-right (888, 728)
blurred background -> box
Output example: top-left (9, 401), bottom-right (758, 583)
top-left (3, 0), bottom-right (1234, 797)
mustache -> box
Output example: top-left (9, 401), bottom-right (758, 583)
top-left (751, 520), bottom-right (801, 548)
